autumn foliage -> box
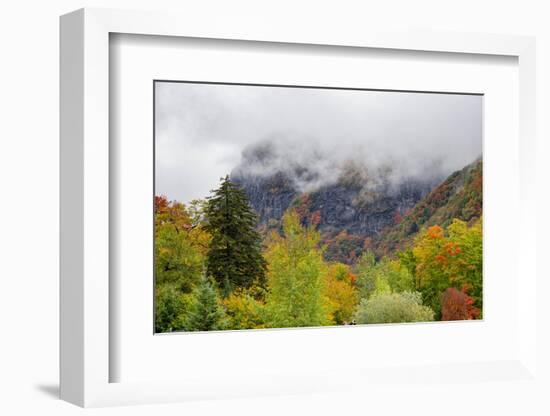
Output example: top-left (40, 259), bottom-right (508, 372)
top-left (323, 263), bottom-right (358, 324)
top-left (441, 287), bottom-right (480, 321)
top-left (372, 160), bottom-right (482, 257)
top-left (155, 166), bottom-right (483, 332)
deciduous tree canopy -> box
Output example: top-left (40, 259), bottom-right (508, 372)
top-left (264, 210), bottom-right (331, 328)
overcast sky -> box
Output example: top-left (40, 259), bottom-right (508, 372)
top-left (155, 82), bottom-right (482, 203)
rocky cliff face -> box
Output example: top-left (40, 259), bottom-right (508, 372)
top-left (232, 169), bottom-right (435, 233)
top-left (230, 143), bottom-right (444, 262)
top-left (231, 171), bottom-right (298, 228)
top-left (305, 178), bottom-right (432, 236)
top-left (230, 140), bottom-right (481, 262)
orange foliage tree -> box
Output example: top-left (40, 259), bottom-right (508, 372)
top-left (411, 218), bottom-right (482, 318)
top-left (323, 263), bottom-right (359, 324)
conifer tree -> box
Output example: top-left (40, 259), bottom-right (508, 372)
top-left (184, 276), bottom-right (225, 331)
top-left (204, 176), bottom-right (267, 296)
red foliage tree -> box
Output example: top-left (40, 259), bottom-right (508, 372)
top-left (294, 194), bottom-right (311, 222)
top-left (393, 210), bottom-right (403, 225)
top-left (441, 287), bottom-right (480, 321)
top-left (155, 195), bottom-right (169, 212)
top-left (310, 210), bottom-right (321, 227)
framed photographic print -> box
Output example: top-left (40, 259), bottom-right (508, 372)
top-left (60, 7), bottom-right (539, 408)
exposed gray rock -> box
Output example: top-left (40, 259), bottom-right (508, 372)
top-left (232, 168), bottom-right (436, 239)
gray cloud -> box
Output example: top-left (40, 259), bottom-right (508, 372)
top-left (155, 82), bottom-right (482, 203)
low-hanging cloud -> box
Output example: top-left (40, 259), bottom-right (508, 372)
top-left (155, 82), bottom-right (482, 203)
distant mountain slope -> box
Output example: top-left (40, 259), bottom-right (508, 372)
top-left (233, 170), bottom-right (434, 238)
top-left (231, 141), bottom-right (482, 262)
top-left (371, 159), bottom-right (482, 256)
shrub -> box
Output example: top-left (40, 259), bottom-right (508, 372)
top-left (353, 291), bottom-right (434, 324)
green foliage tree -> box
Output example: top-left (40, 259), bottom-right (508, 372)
top-left (411, 224), bottom-right (452, 316)
top-left (155, 196), bottom-right (211, 333)
top-left (354, 252), bottom-right (413, 299)
top-left (204, 176), bottom-right (267, 296)
top-left (398, 249), bottom-right (419, 289)
top-left (353, 291), bottom-right (434, 324)
top-left (264, 210), bottom-right (331, 328)
top-left (385, 259), bottom-right (414, 293)
top-left (354, 251), bottom-right (377, 299)
top-left (155, 196), bottom-right (209, 293)
top-left (446, 218), bottom-right (483, 308)
top-left (155, 284), bottom-right (189, 333)
top-left (184, 276), bottom-right (226, 331)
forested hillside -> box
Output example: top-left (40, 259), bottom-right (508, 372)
top-left (372, 159), bottom-right (482, 256)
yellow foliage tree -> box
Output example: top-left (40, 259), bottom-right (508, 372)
top-left (222, 288), bottom-right (266, 330)
top-left (323, 263), bottom-right (359, 324)
top-left (263, 210), bottom-right (331, 328)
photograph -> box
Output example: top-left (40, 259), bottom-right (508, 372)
top-left (154, 81), bottom-right (483, 333)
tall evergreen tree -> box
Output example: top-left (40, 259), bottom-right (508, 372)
top-left (204, 176), bottom-right (267, 296)
top-left (184, 276), bottom-right (225, 331)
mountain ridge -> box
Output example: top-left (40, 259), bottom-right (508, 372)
top-left (232, 153), bottom-right (482, 262)
top-left (371, 158), bottom-right (482, 256)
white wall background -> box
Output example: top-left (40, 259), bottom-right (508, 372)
top-left (0, 1), bottom-right (548, 415)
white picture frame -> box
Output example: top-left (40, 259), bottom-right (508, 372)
top-left (60, 7), bottom-right (538, 408)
